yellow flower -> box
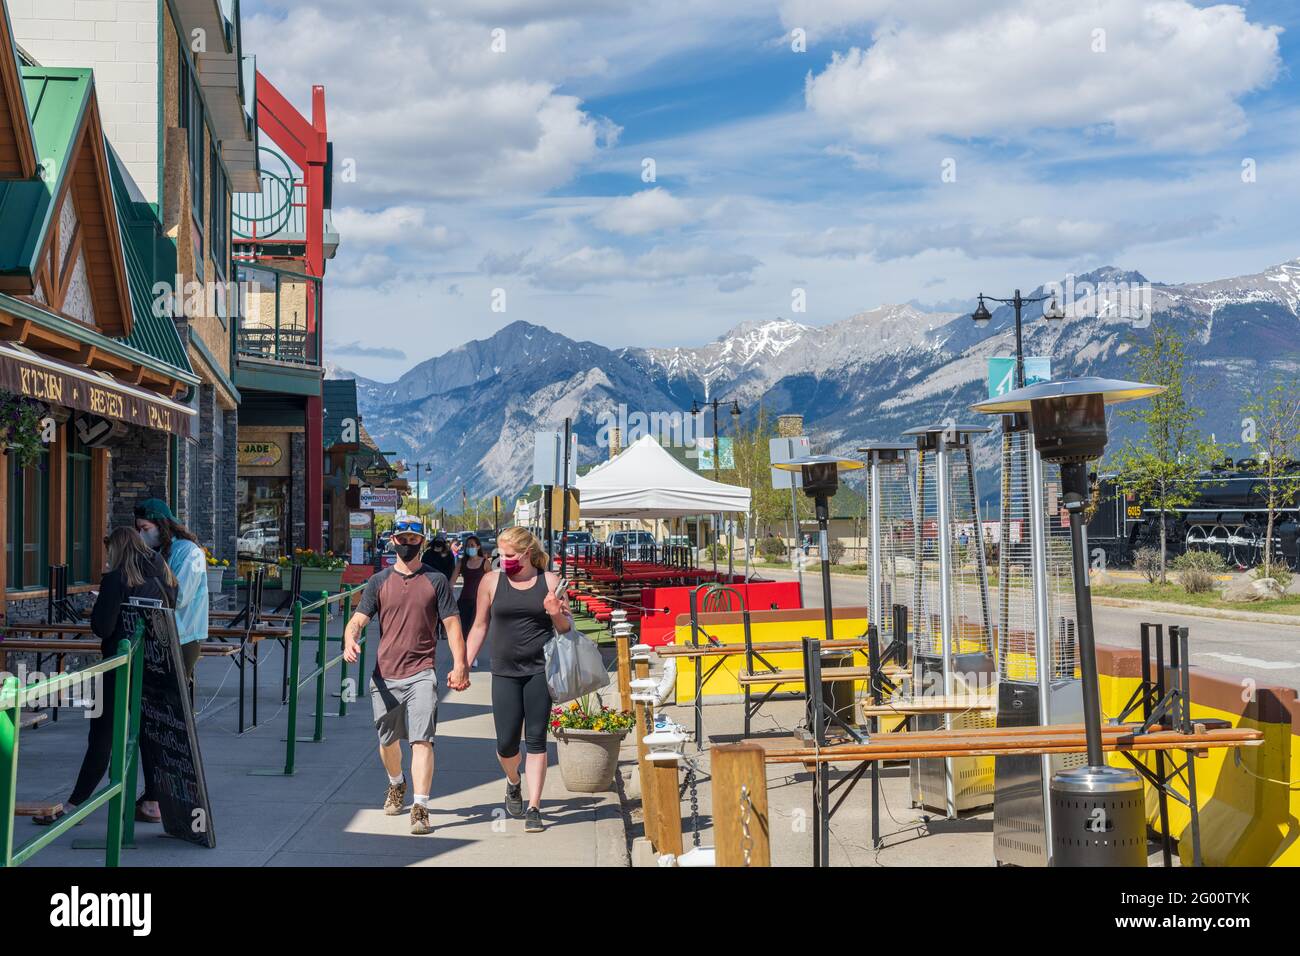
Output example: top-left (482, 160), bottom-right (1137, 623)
top-left (593, 720), bottom-right (605, 731)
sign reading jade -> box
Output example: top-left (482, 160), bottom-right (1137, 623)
top-left (0, 349), bottom-right (190, 435)
top-left (238, 441), bottom-right (282, 467)
top-left (134, 606), bottom-right (216, 848)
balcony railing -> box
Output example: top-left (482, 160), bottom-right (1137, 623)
top-left (234, 263), bottom-right (322, 367)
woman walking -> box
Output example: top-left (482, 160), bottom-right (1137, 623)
top-left (35, 528), bottom-right (178, 826)
top-left (450, 534), bottom-right (490, 665)
top-left (133, 498), bottom-right (208, 683)
top-left (464, 527), bottom-right (571, 832)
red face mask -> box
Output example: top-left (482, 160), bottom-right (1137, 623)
top-left (501, 557), bottom-right (523, 574)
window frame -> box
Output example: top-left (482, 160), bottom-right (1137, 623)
top-left (6, 449), bottom-right (50, 592)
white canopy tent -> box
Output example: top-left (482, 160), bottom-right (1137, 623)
top-left (575, 435), bottom-right (751, 518)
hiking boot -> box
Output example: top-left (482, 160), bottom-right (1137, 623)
top-left (383, 778), bottom-right (407, 816)
top-left (410, 803), bottom-right (432, 835)
top-left (525, 807), bottom-right (544, 833)
top-left (505, 780), bottom-right (524, 818)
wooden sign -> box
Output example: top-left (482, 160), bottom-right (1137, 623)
top-left (135, 607), bottom-right (216, 848)
top-left (0, 348), bottom-right (191, 436)
top-left (238, 440), bottom-right (282, 467)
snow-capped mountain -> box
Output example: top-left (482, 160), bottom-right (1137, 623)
top-left (337, 259), bottom-right (1300, 507)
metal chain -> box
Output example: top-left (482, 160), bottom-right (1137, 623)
top-left (681, 757), bottom-right (702, 848)
top-left (739, 785), bottom-right (754, 867)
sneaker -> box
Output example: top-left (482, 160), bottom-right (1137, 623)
top-left (505, 780), bottom-right (525, 818)
top-left (525, 806), bottom-right (544, 833)
top-left (410, 803), bottom-right (432, 835)
top-left (383, 778), bottom-right (407, 816)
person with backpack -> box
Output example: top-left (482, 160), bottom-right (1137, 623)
top-left (343, 517), bottom-right (467, 835)
top-left (463, 527), bottom-right (572, 833)
top-left (34, 527), bottom-right (178, 827)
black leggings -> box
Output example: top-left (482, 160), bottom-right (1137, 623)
top-left (491, 672), bottom-right (550, 757)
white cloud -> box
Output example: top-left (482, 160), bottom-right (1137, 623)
top-left (494, 243), bottom-right (761, 291)
top-left (802, 0), bottom-right (1282, 150)
top-left (332, 206), bottom-right (460, 248)
top-left (591, 188), bottom-right (696, 234)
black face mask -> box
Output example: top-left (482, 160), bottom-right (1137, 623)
top-left (395, 542), bottom-right (423, 563)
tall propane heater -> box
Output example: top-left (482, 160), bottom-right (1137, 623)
top-left (973, 377), bottom-right (1164, 866)
top-left (902, 424), bottom-right (996, 818)
top-left (857, 442), bottom-right (916, 663)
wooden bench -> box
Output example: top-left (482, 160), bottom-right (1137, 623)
top-left (656, 638), bottom-right (876, 658)
top-left (736, 666), bottom-right (894, 685)
top-left (859, 694), bottom-right (997, 717)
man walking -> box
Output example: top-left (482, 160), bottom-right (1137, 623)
top-left (344, 518), bottom-right (468, 835)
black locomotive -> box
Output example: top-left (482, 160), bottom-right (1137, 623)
top-left (1085, 459), bottom-right (1300, 569)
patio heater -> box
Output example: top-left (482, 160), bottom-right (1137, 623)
top-left (902, 423), bottom-right (996, 818)
top-left (973, 377), bottom-right (1164, 867)
top-left (773, 455), bottom-right (865, 735)
top-left (856, 442), bottom-right (916, 665)
top-left (975, 411), bottom-right (1083, 866)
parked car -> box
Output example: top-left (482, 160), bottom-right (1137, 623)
top-left (606, 530), bottom-right (656, 559)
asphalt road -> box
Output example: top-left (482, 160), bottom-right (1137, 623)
top-left (757, 566), bottom-right (1300, 689)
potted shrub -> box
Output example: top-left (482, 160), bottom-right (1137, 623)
top-left (204, 548), bottom-right (230, 594)
top-left (551, 697), bottom-right (635, 793)
top-left (0, 391), bottom-right (45, 467)
top-left (295, 548), bottom-right (346, 595)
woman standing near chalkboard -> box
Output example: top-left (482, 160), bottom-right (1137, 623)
top-left (134, 498), bottom-right (208, 683)
top-left (34, 528), bottom-right (178, 827)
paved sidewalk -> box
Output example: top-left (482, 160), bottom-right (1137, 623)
top-left (11, 635), bottom-right (628, 867)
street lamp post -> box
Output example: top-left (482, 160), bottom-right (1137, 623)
top-left (690, 396), bottom-right (742, 572)
top-left (410, 461), bottom-right (432, 524)
top-left (971, 289), bottom-right (1066, 389)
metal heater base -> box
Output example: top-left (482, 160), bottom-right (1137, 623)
top-left (910, 652), bottom-right (997, 815)
top-left (992, 679), bottom-right (1086, 866)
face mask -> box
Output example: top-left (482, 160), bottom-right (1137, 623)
top-left (394, 542), bottom-right (423, 563)
top-left (501, 557), bottom-right (523, 574)
top-left (140, 528), bottom-right (161, 549)
top-left (465, 546), bottom-right (479, 557)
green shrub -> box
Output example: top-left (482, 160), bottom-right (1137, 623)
top-left (1177, 568), bottom-right (1217, 594)
top-left (1172, 550), bottom-right (1227, 573)
top-left (758, 536), bottom-right (787, 561)
top-left (827, 540), bottom-right (846, 565)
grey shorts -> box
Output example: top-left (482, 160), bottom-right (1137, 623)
top-left (370, 668), bottom-right (438, 746)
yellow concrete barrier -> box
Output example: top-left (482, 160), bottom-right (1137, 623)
top-left (1097, 645), bottom-right (1300, 867)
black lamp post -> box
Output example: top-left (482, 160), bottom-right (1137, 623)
top-left (690, 396), bottom-right (742, 570)
top-left (410, 461), bottom-right (432, 523)
top-left (973, 376), bottom-right (1164, 865)
top-left (972, 289), bottom-right (1066, 389)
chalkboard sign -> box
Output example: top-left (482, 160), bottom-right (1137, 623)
top-left (134, 606), bottom-right (216, 848)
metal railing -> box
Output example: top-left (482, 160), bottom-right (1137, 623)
top-left (0, 628), bottom-right (141, 867)
top-left (255, 584), bottom-right (368, 776)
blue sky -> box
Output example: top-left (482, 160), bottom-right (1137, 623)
top-left (243, 0), bottom-right (1300, 379)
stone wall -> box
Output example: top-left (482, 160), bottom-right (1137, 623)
top-left (290, 432), bottom-right (307, 551)
top-left (108, 424), bottom-right (169, 531)
top-left (217, 407), bottom-right (238, 562)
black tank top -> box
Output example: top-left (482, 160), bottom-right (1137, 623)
top-left (488, 572), bottom-right (552, 677)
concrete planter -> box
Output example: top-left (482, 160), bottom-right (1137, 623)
top-left (206, 567), bottom-right (226, 594)
top-left (555, 728), bottom-right (628, 792)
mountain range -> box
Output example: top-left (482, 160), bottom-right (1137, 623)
top-left (325, 259), bottom-right (1300, 509)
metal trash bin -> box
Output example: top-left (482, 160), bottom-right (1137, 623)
top-left (1050, 766), bottom-right (1147, 867)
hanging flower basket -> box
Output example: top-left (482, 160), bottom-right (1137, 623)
top-left (0, 391), bottom-right (46, 468)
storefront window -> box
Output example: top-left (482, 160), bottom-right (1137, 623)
top-left (67, 433), bottom-right (93, 585)
top-left (237, 476), bottom-right (290, 566)
top-left (6, 450), bottom-right (49, 591)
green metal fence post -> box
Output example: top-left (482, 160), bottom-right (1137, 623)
top-left (120, 620), bottom-right (145, 847)
top-left (0, 676), bottom-right (19, 867)
top-left (338, 590), bottom-right (352, 717)
top-left (285, 601), bottom-right (303, 774)
top-left (314, 591), bottom-right (328, 741)
top-left (104, 638), bottom-right (132, 867)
